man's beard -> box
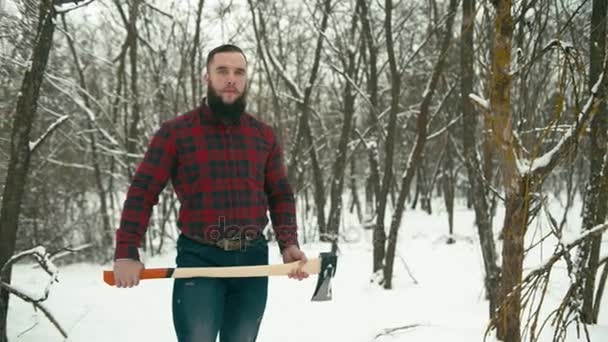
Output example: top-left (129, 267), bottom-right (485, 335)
top-left (207, 85), bottom-right (247, 124)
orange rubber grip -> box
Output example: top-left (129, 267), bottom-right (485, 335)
top-left (103, 268), bottom-right (173, 286)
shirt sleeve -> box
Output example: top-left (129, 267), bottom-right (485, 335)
top-left (114, 122), bottom-right (177, 261)
top-left (263, 128), bottom-right (299, 252)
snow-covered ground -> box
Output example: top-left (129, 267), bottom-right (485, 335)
top-left (7, 200), bottom-right (608, 341)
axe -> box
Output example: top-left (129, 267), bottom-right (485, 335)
top-left (103, 252), bottom-right (337, 301)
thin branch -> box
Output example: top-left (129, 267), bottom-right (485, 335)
top-left (0, 282), bottom-right (67, 338)
top-left (29, 115), bottom-right (69, 153)
top-left (375, 324), bottom-right (422, 339)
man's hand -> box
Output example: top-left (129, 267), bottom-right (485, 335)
top-left (282, 245), bottom-right (309, 281)
top-left (113, 259), bottom-right (145, 288)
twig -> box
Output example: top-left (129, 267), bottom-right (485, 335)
top-left (397, 253), bottom-right (418, 285)
top-left (374, 323), bottom-right (422, 339)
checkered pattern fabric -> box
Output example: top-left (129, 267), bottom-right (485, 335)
top-left (114, 105), bottom-right (299, 260)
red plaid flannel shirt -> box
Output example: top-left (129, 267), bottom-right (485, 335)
top-left (114, 105), bottom-right (299, 260)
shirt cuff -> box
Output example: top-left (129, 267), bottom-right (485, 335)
top-left (114, 245), bottom-right (141, 261)
top-left (276, 230), bottom-right (299, 253)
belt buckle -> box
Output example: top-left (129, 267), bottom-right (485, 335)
top-left (221, 238), bottom-right (242, 251)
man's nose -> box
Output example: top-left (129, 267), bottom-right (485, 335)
top-left (226, 73), bottom-right (236, 85)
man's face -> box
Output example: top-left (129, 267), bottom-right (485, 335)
top-left (205, 52), bottom-right (247, 105)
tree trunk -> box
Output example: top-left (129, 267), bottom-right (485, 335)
top-left (327, 3), bottom-right (360, 246)
top-left (461, 0), bottom-right (501, 317)
top-left (249, 2), bottom-right (284, 144)
top-left (383, 0), bottom-right (458, 289)
top-left (488, 1), bottom-right (521, 340)
top-left (580, 0), bottom-right (608, 324)
top-left (125, 0), bottom-right (142, 178)
top-left (498, 181), bottom-right (530, 342)
top-left (190, 0), bottom-right (205, 107)
top-left (0, 4), bottom-right (56, 341)
top-left (357, 0), bottom-right (383, 272)
top-left (374, 0), bottom-right (401, 276)
top-left (443, 134), bottom-right (455, 243)
top-left (349, 156), bottom-right (363, 223)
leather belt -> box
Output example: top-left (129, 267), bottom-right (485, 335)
top-left (203, 236), bottom-right (261, 251)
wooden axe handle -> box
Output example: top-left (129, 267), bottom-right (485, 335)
top-left (103, 258), bottom-right (321, 286)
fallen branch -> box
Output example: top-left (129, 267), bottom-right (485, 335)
top-left (374, 323), bottom-right (422, 339)
top-left (1, 246), bottom-right (67, 338)
top-left (0, 281), bottom-right (67, 338)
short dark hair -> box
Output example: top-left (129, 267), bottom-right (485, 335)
top-left (206, 44), bottom-right (247, 69)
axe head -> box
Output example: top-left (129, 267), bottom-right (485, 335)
top-left (311, 252), bottom-right (338, 301)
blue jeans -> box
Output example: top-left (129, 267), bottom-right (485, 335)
top-left (172, 234), bottom-right (269, 342)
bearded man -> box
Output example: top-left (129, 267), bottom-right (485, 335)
top-left (112, 44), bottom-right (307, 342)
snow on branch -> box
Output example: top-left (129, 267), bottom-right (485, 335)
top-left (265, 48), bottom-right (304, 100)
top-left (34, 243), bottom-right (93, 267)
top-left (468, 93), bottom-right (490, 111)
top-left (426, 114), bottom-right (463, 141)
top-left (54, 0), bottom-right (96, 14)
top-left (542, 39), bottom-right (575, 54)
top-left (526, 221), bottom-right (608, 280)
top-left (44, 158), bottom-right (128, 181)
top-left (29, 115), bottom-right (69, 153)
top-left (45, 73), bottom-right (120, 147)
top-left (326, 62), bottom-right (376, 113)
top-left (520, 65), bottom-right (606, 177)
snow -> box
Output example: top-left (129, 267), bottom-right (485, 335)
top-left (7, 199), bottom-right (608, 341)
top-left (28, 115), bottom-right (69, 152)
top-left (6, 246), bottom-right (48, 266)
top-left (468, 93), bottom-right (490, 111)
top-left (543, 39), bottom-right (575, 52)
top-left (265, 49), bottom-right (305, 100)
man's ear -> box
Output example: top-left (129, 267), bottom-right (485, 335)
top-left (203, 72), bottom-right (209, 83)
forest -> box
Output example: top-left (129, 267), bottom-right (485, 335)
top-left (1, 0), bottom-right (608, 341)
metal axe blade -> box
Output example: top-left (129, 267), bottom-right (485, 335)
top-left (311, 252), bottom-right (337, 301)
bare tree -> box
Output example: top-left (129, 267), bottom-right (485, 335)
top-left (356, 0), bottom-right (382, 230)
top-left (250, 0), bottom-right (332, 240)
top-left (372, 0), bottom-right (400, 276)
top-left (485, 0), bottom-right (608, 340)
top-left (578, 0), bottom-right (608, 324)
top-left (60, 16), bottom-right (114, 259)
top-left (0, 2), bottom-right (57, 340)
top-left (326, 1), bottom-right (362, 250)
top-left (382, 0), bottom-right (459, 289)
top-left (461, 0), bottom-right (501, 316)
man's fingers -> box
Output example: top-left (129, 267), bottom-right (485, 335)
top-left (288, 267), bottom-right (309, 280)
top-left (114, 272), bottom-right (140, 287)
top-left (131, 274), bottom-right (140, 287)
